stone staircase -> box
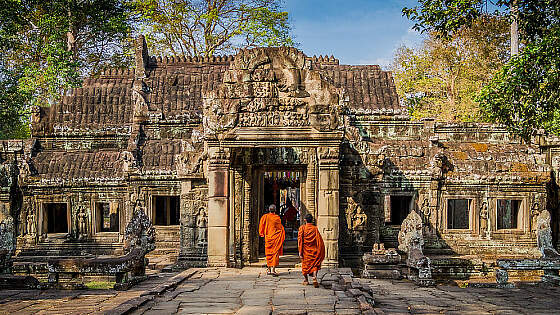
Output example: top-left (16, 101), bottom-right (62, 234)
top-left (146, 226), bottom-right (180, 270)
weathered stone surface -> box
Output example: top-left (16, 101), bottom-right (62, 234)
top-left (0, 35), bottom-right (558, 282)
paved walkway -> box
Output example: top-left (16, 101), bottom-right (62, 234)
top-left (3, 268), bottom-right (560, 314)
top-left (131, 267), bottom-right (366, 315)
top-left (363, 278), bottom-right (560, 315)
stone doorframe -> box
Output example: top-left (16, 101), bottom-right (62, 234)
top-left (205, 127), bottom-right (343, 268)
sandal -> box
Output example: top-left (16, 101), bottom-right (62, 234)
top-left (302, 280), bottom-right (309, 286)
top-left (271, 272), bottom-right (279, 277)
top-left (313, 279), bottom-right (319, 288)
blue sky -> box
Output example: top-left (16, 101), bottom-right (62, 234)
top-left (283, 0), bottom-right (425, 69)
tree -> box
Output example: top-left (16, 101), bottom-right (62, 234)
top-left (392, 16), bottom-right (510, 122)
top-left (403, 0), bottom-right (560, 139)
top-left (132, 0), bottom-right (293, 57)
top-left (0, 0), bottom-right (134, 139)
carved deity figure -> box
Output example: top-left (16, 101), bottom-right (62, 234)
top-left (479, 201), bottom-right (489, 238)
top-left (18, 209), bottom-right (26, 236)
top-left (531, 199), bottom-right (541, 234)
top-left (77, 206), bottom-right (87, 240)
top-left (27, 209), bottom-right (36, 236)
top-left (346, 197), bottom-right (367, 230)
top-left (420, 198), bottom-right (432, 235)
top-left (196, 208), bottom-right (208, 246)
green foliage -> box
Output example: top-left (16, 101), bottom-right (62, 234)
top-left (403, 0), bottom-right (560, 139)
top-left (478, 26), bottom-right (560, 139)
top-left (0, 0), bottom-right (134, 139)
top-left (392, 16), bottom-right (509, 122)
top-left (132, 0), bottom-right (293, 57)
top-left (403, 0), bottom-right (486, 37)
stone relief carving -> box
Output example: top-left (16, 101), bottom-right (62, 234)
top-left (479, 201), bottom-right (489, 239)
top-left (203, 47), bottom-right (342, 138)
top-left (536, 210), bottom-right (560, 259)
top-left (346, 196), bottom-right (367, 245)
top-left (18, 208), bottom-right (26, 236)
top-left (77, 205), bottom-right (87, 240)
top-left (430, 153), bottom-right (448, 180)
top-left (346, 196), bottom-right (367, 230)
top-left (318, 147), bottom-right (339, 160)
top-left (531, 196), bottom-right (542, 234)
top-left (196, 207), bottom-right (208, 246)
top-left (26, 208), bottom-right (36, 236)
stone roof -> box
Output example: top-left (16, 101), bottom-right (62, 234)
top-left (33, 45), bottom-right (401, 137)
top-left (32, 151), bottom-right (124, 184)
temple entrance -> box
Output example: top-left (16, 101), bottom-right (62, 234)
top-left (260, 170), bottom-right (303, 256)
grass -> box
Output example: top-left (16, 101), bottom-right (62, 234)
top-left (84, 281), bottom-right (116, 290)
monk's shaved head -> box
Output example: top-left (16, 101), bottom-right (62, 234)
top-left (305, 214), bottom-right (313, 223)
top-left (268, 204), bottom-right (277, 213)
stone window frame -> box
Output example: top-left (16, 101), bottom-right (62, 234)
top-left (150, 194), bottom-right (181, 227)
top-left (442, 194), bottom-right (477, 235)
top-left (39, 200), bottom-right (71, 237)
top-left (91, 200), bottom-right (121, 235)
top-left (490, 194), bottom-right (528, 235)
top-left (383, 192), bottom-right (416, 226)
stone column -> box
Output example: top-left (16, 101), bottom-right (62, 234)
top-left (207, 147), bottom-right (230, 267)
top-left (317, 147), bottom-right (340, 267)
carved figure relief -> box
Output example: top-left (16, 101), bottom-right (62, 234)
top-left (77, 205), bottom-right (87, 240)
top-left (203, 47), bottom-right (342, 139)
top-left (479, 201), bottom-right (489, 239)
top-left (531, 196), bottom-right (542, 234)
top-left (196, 208), bottom-right (207, 246)
top-left (27, 209), bottom-right (36, 236)
top-left (346, 196), bottom-right (367, 231)
top-left (18, 209), bottom-right (26, 236)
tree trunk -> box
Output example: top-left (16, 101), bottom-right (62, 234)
top-left (510, 0), bottom-right (519, 56)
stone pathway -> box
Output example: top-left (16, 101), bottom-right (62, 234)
top-left (0, 269), bottom-right (196, 315)
top-left (131, 267), bottom-right (367, 315)
top-left (363, 278), bottom-right (560, 315)
top-left (5, 268), bottom-right (560, 315)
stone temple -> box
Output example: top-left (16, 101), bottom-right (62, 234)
top-left (1, 36), bottom-right (560, 280)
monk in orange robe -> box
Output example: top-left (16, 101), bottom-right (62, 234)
top-left (298, 214), bottom-right (325, 287)
top-left (259, 204), bottom-right (285, 276)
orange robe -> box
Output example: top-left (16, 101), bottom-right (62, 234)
top-left (298, 223), bottom-right (325, 275)
top-left (259, 213), bottom-right (285, 267)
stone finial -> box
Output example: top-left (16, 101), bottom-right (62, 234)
top-left (536, 210), bottom-right (560, 258)
top-left (135, 35), bottom-right (149, 78)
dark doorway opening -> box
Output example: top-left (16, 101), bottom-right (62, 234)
top-left (45, 203), bottom-right (68, 234)
top-left (390, 195), bottom-right (412, 225)
top-left (261, 170), bottom-right (302, 255)
top-left (154, 196), bottom-right (180, 226)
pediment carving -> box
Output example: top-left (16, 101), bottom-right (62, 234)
top-left (203, 47), bottom-right (342, 139)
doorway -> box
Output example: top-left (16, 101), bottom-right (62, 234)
top-left (260, 170), bottom-right (303, 256)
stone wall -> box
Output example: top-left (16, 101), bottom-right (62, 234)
top-left (339, 117), bottom-right (551, 264)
